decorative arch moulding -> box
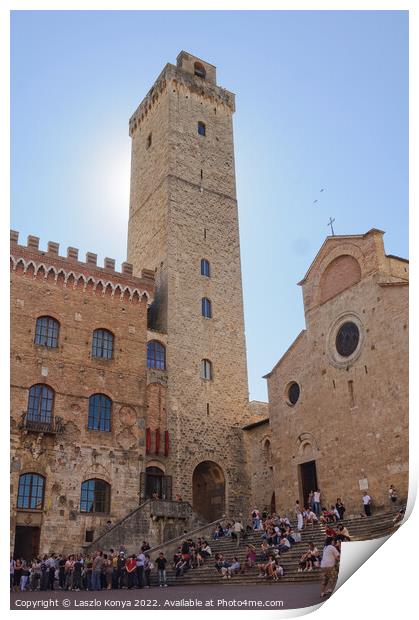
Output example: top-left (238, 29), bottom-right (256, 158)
top-left (10, 254), bottom-right (153, 305)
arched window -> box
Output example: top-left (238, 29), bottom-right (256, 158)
top-left (201, 359), bottom-right (212, 380)
top-left (17, 473), bottom-right (45, 510)
top-left (202, 297), bottom-right (212, 318)
top-left (147, 341), bottom-right (166, 370)
top-left (200, 259), bottom-right (210, 277)
top-left (198, 121), bottom-right (206, 136)
top-left (80, 479), bottom-right (110, 513)
top-left (88, 394), bottom-right (112, 432)
top-left (27, 384), bottom-right (54, 423)
top-left (34, 316), bottom-right (59, 348)
top-left (194, 62), bottom-right (206, 79)
top-left (92, 329), bottom-right (114, 359)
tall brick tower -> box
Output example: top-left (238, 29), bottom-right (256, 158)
top-left (127, 51), bottom-right (250, 520)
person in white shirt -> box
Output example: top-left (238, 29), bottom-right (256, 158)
top-left (362, 492), bottom-right (372, 517)
top-left (305, 510), bottom-right (318, 526)
top-left (233, 520), bottom-right (244, 547)
top-left (320, 538), bottom-right (340, 597)
top-left (313, 490), bottom-right (321, 517)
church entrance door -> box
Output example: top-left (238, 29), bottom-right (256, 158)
top-left (299, 460), bottom-right (318, 508)
top-left (192, 461), bottom-right (225, 522)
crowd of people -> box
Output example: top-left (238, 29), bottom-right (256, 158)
top-left (10, 542), bottom-right (164, 593)
top-left (11, 485), bottom-right (402, 597)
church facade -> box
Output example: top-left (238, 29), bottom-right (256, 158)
top-left (10, 52), bottom-right (408, 558)
top-left (265, 229), bottom-right (409, 515)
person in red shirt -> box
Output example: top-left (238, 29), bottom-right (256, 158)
top-left (125, 555), bottom-right (137, 590)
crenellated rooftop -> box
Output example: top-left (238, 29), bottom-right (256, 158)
top-left (129, 53), bottom-right (235, 137)
top-left (10, 230), bottom-right (155, 303)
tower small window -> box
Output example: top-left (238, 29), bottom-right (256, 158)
top-left (147, 133), bottom-right (152, 149)
top-left (201, 259), bottom-right (210, 277)
top-left (198, 122), bottom-right (206, 136)
top-left (194, 62), bottom-right (206, 79)
top-left (201, 359), bottom-right (212, 380)
top-left (201, 297), bottom-right (212, 319)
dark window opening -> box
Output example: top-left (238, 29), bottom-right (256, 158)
top-left (147, 133), bottom-right (152, 149)
top-left (201, 359), bottom-right (212, 380)
top-left (85, 530), bottom-right (94, 543)
top-left (194, 62), bottom-right (206, 79)
top-left (198, 121), bottom-right (206, 136)
top-left (200, 258), bottom-right (210, 277)
top-left (80, 479), bottom-right (110, 514)
top-left (202, 297), bottom-right (212, 318)
top-left (336, 322), bottom-right (360, 357)
top-left (287, 382), bottom-right (300, 405)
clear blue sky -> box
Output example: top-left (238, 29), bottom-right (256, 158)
top-left (11, 10), bottom-right (408, 401)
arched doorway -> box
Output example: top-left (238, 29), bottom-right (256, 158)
top-left (192, 461), bottom-right (225, 522)
top-left (143, 466), bottom-right (173, 500)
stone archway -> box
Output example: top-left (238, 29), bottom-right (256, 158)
top-left (192, 461), bottom-right (225, 522)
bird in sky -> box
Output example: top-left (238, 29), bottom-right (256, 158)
top-left (313, 188), bottom-right (326, 205)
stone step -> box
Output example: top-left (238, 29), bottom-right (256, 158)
top-left (155, 509), bottom-right (401, 587)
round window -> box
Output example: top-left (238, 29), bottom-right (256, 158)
top-left (287, 382), bottom-right (300, 405)
top-left (336, 322), bottom-right (360, 357)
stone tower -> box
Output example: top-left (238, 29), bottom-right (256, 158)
top-left (127, 51), bottom-right (250, 520)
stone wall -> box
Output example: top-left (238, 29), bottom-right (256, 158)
top-left (10, 236), bottom-right (153, 555)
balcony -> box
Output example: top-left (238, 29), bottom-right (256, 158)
top-left (19, 412), bottom-right (63, 435)
top-left (149, 500), bottom-right (193, 520)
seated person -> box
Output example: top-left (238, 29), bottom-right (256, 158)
top-left (393, 509), bottom-right (405, 526)
top-left (201, 542), bottom-right (212, 558)
top-left (335, 524), bottom-right (351, 542)
top-left (277, 536), bottom-right (291, 554)
top-left (175, 558), bottom-right (188, 577)
top-left (324, 524), bottom-right (338, 539)
top-left (230, 557), bottom-right (241, 575)
top-left (305, 510), bottom-right (319, 525)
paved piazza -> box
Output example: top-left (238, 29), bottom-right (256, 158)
top-left (11, 582), bottom-right (322, 611)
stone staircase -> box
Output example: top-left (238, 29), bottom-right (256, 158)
top-left (84, 500), bottom-right (205, 554)
top-left (149, 507), bottom-right (403, 586)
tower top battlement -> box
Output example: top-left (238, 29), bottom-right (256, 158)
top-left (176, 50), bottom-right (217, 84)
top-left (129, 52), bottom-right (234, 137)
